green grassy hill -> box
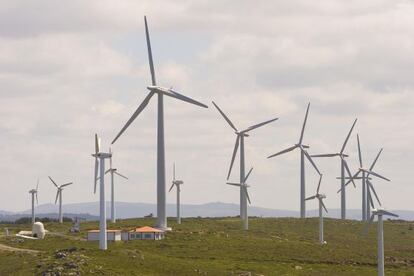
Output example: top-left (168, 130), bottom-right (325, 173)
top-left (0, 217), bottom-right (413, 275)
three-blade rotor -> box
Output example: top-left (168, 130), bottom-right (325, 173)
top-left (226, 167), bottom-right (254, 204)
top-left (212, 101), bottom-right (278, 180)
top-left (363, 208), bottom-right (399, 235)
top-left (305, 174), bottom-right (328, 213)
top-left (48, 176), bottom-right (73, 204)
top-left (312, 119), bottom-right (358, 190)
top-left (169, 163), bottom-right (184, 192)
top-left (111, 16), bottom-right (207, 145)
top-left (267, 103), bottom-right (320, 175)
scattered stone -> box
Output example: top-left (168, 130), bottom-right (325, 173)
top-left (295, 265), bottom-right (303, 270)
top-left (64, 262), bottom-right (78, 269)
top-left (55, 252), bottom-right (67, 259)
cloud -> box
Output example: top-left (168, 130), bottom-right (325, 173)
top-left (0, 0), bottom-right (413, 213)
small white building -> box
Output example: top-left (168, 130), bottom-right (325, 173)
top-left (122, 226), bottom-right (165, 241)
top-left (87, 230), bottom-right (121, 241)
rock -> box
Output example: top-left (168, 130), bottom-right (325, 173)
top-left (295, 265), bottom-right (303, 270)
top-left (64, 262), bottom-right (78, 269)
top-left (55, 252), bottom-right (67, 259)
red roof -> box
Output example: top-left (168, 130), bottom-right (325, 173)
top-left (131, 226), bottom-right (164, 233)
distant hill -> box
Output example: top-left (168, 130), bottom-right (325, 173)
top-left (1, 202), bottom-right (413, 222)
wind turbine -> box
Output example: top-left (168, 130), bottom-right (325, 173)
top-left (28, 180), bottom-right (39, 224)
top-left (311, 119), bottom-right (357, 220)
top-left (342, 146), bottom-right (389, 220)
top-left (267, 103), bottom-right (321, 218)
top-left (212, 101), bottom-right (278, 225)
top-left (168, 163), bottom-right (183, 224)
top-left (92, 134), bottom-right (112, 250)
top-left (49, 176), bottom-right (73, 223)
top-left (111, 16), bottom-right (208, 230)
top-left (305, 174), bottom-right (327, 245)
top-left (226, 167), bottom-right (254, 230)
top-left (104, 148), bottom-right (128, 223)
top-left (364, 208), bottom-right (399, 276)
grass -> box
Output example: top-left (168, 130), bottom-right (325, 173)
top-left (0, 217), bottom-right (413, 275)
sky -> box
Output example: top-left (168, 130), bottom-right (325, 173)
top-left (0, 0), bottom-right (413, 213)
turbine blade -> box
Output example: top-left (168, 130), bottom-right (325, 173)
top-left (367, 187), bottom-right (374, 208)
top-left (36, 179), bottom-right (39, 191)
top-left (109, 147), bottom-right (113, 169)
top-left (111, 92), bottom-right (154, 144)
top-left (212, 101), bottom-right (237, 132)
top-left (244, 167), bottom-right (253, 183)
top-left (357, 134), bottom-right (363, 167)
top-left (227, 136), bottom-right (240, 180)
top-left (367, 180), bottom-right (381, 206)
top-left (48, 176), bottom-right (58, 188)
top-left (340, 118), bottom-right (357, 154)
top-left (369, 148), bottom-right (383, 171)
top-left (168, 183), bottom-right (175, 192)
top-left (382, 210), bottom-right (399, 218)
top-left (163, 88), bottom-right (208, 108)
top-left (321, 200), bottom-right (328, 213)
top-left (343, 159), bottom-right (356, 188)
top-left (367, 170), bottom-right (390, 182)
top-left (226, 182), bottom-right (242, 187)
top-left (94, 158), bottom-right (99, 194)
top-left (55, 190), bottom-right (59, 204)
top-left (267, 145), bottom-right (298, 159)
top-left (36, 193), bottom-right (38, 205)
top-left (245, 187), bottom-right (251, 204)
top-left (173, 163), bottom-right (176, 181)
top-left (316, 174), bottom-right (323, 194)
top-left (60, 182), bottom-right (73, 188)
top-left (105, 169), bottom-right (111, 175)
top-left (95, 133), bottom-right (100, 154)
top-left (305, 195), bottom-right (317, 201)
top-left (144, 16), bottom-right (156, 86)
top-left (242, 117), bottom-right (278, 133)
top-left (311, 153), bottom-right (338, 158)
top-left (344, 170), bottom-right (361, 187)
top-left (299, 102), bottom-right (310, 144)
top-left (114, 171), bottom-right (128, 180)
top-left (303, 149), bottom-right (321, 175)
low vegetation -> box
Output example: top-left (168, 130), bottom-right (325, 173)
top-left (0, 217), bottom-right (413, 275)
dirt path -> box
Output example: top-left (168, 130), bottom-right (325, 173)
top-left (0, 243), bottom-right (39, 254)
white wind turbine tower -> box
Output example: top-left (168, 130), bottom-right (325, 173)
top-left (311, 119), bottom-right (357, 220)
top-left (111, 16), bottom-right (208, 230)
top-left (168, 163), bottom-right (183, 224)
top-left (212, 101), bottom-right (278, 226)
top-left (227, 167), bottom-right (254, 230)
top-left (49, 176), bottom-right (73, 223)
top-left (364, 208), bottom-right (399, 276)
top-left (92, 134), bottom-right (112, 250)
top-left (305, 174), bottom-right (327, 245)
top-left (104, 148), bottom-right (128, 223)
top-left (28, 180), bottom-right (39, 224)
top-left (343, 146), bottom-right (389, 220)
top-left (267, 103), bottom-right (321, 218)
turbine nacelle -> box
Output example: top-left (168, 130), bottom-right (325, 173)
top-left (92, 152), bottom-right (112, 159)
top-left (173, 180), bottom-right (184, 185)
top-left (317, 193), bottom-right (326, 199)
top-left (235, 132), bottom-right (249, 137)
top-left (147, 85), bottom-right (170, 94)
